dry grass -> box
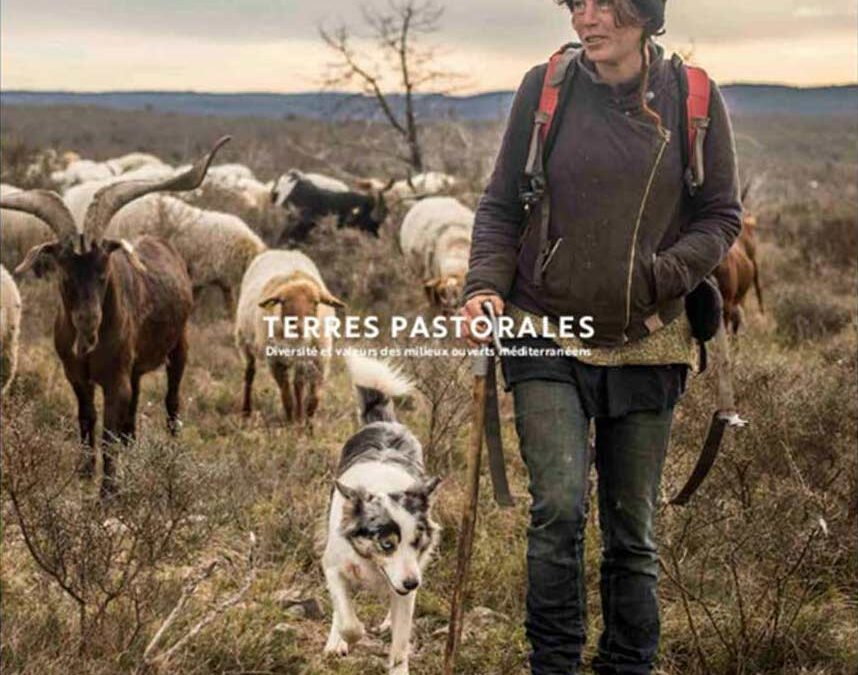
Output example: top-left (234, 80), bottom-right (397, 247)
top-left (1, 108), bottom-right (856, 674)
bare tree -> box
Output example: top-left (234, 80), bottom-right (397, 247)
top-left (320, 0), bottom-right (458, 173)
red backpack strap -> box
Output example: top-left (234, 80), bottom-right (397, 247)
top-left (523, 46), bottom-right (577, 182)
top-left (684, 64), bottom-right (711, 193)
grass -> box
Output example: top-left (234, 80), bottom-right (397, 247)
top-left (1, 108), bottom-right (857, 674)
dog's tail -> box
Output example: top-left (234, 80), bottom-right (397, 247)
top-left (344, 354), bottom-right (412, 425)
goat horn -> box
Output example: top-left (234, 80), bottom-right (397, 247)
top-left (0, 189), bottom-right (77, 240)
top-left (83, 135), bottom-right (231, 243)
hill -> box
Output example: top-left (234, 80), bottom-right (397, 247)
top-left (1, 84), bottom-right (854, 121)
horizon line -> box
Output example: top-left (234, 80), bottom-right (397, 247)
top-left (2, 82), bottom-right (857, 97)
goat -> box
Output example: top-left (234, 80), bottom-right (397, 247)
top-left (235, 250), bottom-right (344, 427)
top-left (714, 212), bottom-right (764, 335)
top-left (0, 265), bottom-right (22, 395)
top-left (399, 197), bottom-right (473, 314)
top-left (1, 137), bottom-right (230, 498)
top-left (271, 170), bottom-right (392, 242)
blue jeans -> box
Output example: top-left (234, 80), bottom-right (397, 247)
top-left (512, 379), bottom-right (673, 674)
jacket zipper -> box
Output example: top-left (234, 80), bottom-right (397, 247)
top-left (540, 237), bottom-right (563, 272)
top-left (623, 130), bottom-right (670, 334)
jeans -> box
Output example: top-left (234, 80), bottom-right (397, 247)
top-left (512, 379), bottom-right (673, 675)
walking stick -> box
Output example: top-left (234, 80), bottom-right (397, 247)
top-left (443, 301), bottom-right (495, 674)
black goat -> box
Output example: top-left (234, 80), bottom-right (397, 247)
top-left (271, 171), bottom-right (392, 242)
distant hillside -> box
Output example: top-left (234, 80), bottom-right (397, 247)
top-left (0, 85), bottom-right (854, 121)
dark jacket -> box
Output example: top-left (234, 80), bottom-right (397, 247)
top-left (464, 44), bottom-right (742, 348)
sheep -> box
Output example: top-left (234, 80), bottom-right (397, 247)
top-left (0, 264), bottom-right (22, 395)
top-left (105, 152), bottom-right (166, 174)
top-left (235, 249), bottom-right (344, 426)
top-left (1, 184), bottom-right (57, 274)
top-left (358, 171), bottom-right (458, 204)
top-left (399, 196), bottom-right (473, 313)
top-left (271, 170), bottom-right (392, 242)
top-left (1, 137), bottom-right (230, 498)
top-left (51, 155), bottom-right (172, 191)
top-left (64, 174), bottom-right (266, 314)
top-left (51, 159), bottom-right (118, 191)
top-left (106, 195), bottom-right (267, 313)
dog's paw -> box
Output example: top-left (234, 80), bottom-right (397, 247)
top-left (324, 635), bottom-right (350, 657)
top-left (339, 619), bottom-right (365, 646)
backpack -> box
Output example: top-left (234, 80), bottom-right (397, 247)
top-left (522, 44), bottom-right (711, 199)
top-left (520, 43), bottom-right (719, 370)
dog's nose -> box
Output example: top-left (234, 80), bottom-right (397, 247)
top-left (403, 578), bottom-right (419, 591)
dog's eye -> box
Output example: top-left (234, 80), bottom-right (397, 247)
top-left (378, 538), bottom-right (396, 553)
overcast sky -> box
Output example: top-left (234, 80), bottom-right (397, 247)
top-left (2, 1), bottom-right (856, 92)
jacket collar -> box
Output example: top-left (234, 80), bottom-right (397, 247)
top-left (576, 40), bottom-right (666, 104)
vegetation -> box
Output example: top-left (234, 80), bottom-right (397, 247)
top-left (1, 107), bottom-right (856, 674)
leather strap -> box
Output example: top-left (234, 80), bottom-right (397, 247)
top-left (483, 355), bottom-right (514, 507)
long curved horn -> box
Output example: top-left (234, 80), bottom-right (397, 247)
top-left (83, 135), bottom-right (231, 243)
top-left (0, 189), bottom-right (77, 240)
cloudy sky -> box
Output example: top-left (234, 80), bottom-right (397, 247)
top-left (2, 1), bottom-right (856, 93)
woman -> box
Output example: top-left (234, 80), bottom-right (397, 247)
top-left (459, 1), bottom-right (741, 673)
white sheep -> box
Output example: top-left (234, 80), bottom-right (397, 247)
top-left (105, 195), bottom-right (267, 313)
top-left (105, 152), bottom-right (166, 174)
top-left (235, 250), bottom-right (344, 426)
top-left (1, 265), bottom-right (22, 395)
top-left (399, 196), bottom-right (473, 312)
top-left (51, 154), bottom-right (172, 191)
top-left (1, 184), bottom-right (56, 273)
top-left (63, 179), bottom-right (266, 312)
top-left (359, 171), bottom-right (458, 203)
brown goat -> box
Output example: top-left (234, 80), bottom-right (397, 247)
top-left (714, 214), bottom-right (763, 335)
top-left (2, 137), bottom-right (230, 498)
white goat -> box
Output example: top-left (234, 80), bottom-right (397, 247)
top-left (1, 265), bottom-right (22, 395)
top-left (399, 196), bottom-right (473, 313)
top-left (235, 250), bottom-right (344, 426)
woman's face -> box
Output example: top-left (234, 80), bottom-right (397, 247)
top-left (570, 0), bottom-right (644, 67)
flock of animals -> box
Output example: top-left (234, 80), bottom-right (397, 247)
top-left (0, 138), bottom-right (471, 674)
top-left (0, 135), bottom-right (764, 673)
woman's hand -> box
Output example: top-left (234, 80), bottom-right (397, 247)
top-left (458, 293), bottom-right (505, 346)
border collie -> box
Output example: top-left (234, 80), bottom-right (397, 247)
top-left (321, 354), bottom-right (441, 674)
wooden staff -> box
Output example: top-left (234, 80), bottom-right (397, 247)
top-left (443, 306), bottom-right (492, 674)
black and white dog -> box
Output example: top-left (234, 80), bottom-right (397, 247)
top-left (322, 354), bottom-right (441, 674)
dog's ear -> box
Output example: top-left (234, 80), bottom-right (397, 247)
top-left (335, 480), bottom-right (366, 503)
top-left (422, 476), bottom-right (442, 496)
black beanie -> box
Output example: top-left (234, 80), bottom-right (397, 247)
top-left (631, 0), bottom-right (665, 34)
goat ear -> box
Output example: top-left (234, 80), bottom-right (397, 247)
top-left (14, 241), bottom-right (59, 277)
top-left (319, 290), bottom-right (346, 309)
top-left (354, 178), bottom-right (374, 191)
top-left (103, 238), bottom-right (147, 273)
